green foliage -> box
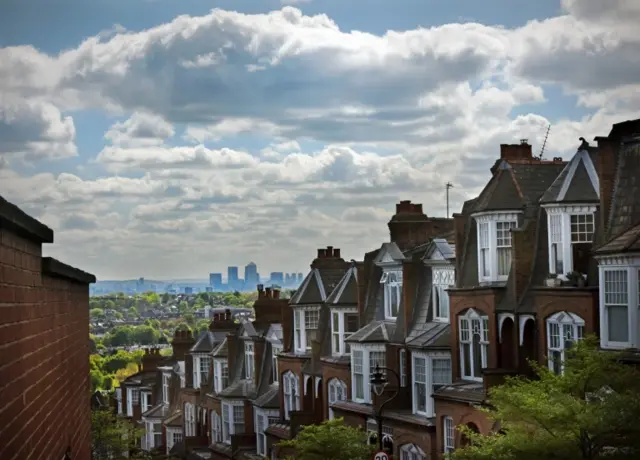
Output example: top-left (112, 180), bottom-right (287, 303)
top-left (451, 336), bottom-right (640, 460)
top-left (278, 418), bottom-right (376, 460)
top-left (92, 409), bottom-right (150, 460)
top-left (90, 307), bottom-right (105, 319)
top-left (90, 349), bottom-right (144, 392)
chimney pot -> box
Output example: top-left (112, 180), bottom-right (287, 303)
top-left (333, 248), bottom-right (341, 258)
top-left (273, 289), bottom-right (280, 299)
top-left (265, 287), bottom-right (272, 299)
top-left (317, 249), bottom-right (326, 258)
top-left (326, 246), bottom-right (333, 257)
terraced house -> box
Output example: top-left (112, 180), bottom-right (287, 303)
top-left (125, 118), bottom-right (640, 460)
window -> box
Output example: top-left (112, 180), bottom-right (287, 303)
top-left (145, 420), bottom-right (162, 450)
top-left (214, 360), bottom-right (229, 393)
top-left (432, 358), bottom-right (452, 388)
top-left (331, 310), bottom-right (359, 355)
top-left (351, 346), bottom-right (386, 404)
top-left (546, 312), bottom-right (585, 375)
top-left (545, 207), bottom-right (596, 276)
top-left (570, 214), bottom-right (594, 243)
top-left (211, 411), bottom-right (222, 443)
top-left (272, 345), bottom-right (282, 383)
top-left (255, 409), bottom-right (279, 456)
top-left (192, 355), bottom-right (211, 389)
top-left (399, 349), bottom-right (407, 387)
top-left (141, 392), bottom-right (151, 414)
top-left (381, 271), bottom-right (402, 319)
top-left (366, 418), bottom-right (393, 448)
top-left (603, 269), bottom-right (630, 345)
top-left (496, 221), bottom-right (516, 276)
top-left (433, 267), bottom-right (455, 321)
top-left (444, 416), bottom-right (455, 453)
top-left (459, 309), bottom-right (489, 381)
top-left (413, 356), bottom-right (427, 415)
top-left (166, 429), bottom-right (183, 454)
top-left (283, 371), bottom-right (300, 420)
top-left (127, 387), bottom-right (140, 417)
top-left (474, 213), bottom-right (520, 282)
top-left (245, 341), bottom-right (255, 380)
top-left (400, 444), bottom-right (426, 460)
top-left (327, 379), bottom-right (347, 419)
top-left (549, 214), bottom-right (563, 275)
top-left (221, 402), bottom-right (245, 444)
top-left (184, 403), bottom-right (196, 437)
top-left (293, 309), bottom-right (320, 352)
top-left (162, 373), bottom-right (170, 405)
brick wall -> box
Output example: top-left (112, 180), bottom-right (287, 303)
top-left (0, 196), bottom-right (95, 460)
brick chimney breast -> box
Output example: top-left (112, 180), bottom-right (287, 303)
top-left (500, 141), bottom-right (532, 161)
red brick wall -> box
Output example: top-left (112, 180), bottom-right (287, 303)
top-left (0, 228), bottom-right (92, 460)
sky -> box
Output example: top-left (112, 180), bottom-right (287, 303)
top-left (1, 0), bottom-right (639, 281)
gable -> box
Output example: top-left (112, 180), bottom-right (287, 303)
top-left (373, 242), bottom-right (405, 265)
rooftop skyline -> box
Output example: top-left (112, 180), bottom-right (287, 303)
top-left (1, 0), bottom-right (638, 279)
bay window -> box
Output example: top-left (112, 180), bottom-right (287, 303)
top-left (293, 308), bottom-right (320, 353)
top-left (221, 402), bottom-right (245, 444)
top-left (473, 212), bottom-right (520, 283)
top-left (255, 409), bottom-right (279, 456)
top-left (381, 270), bottom-right (402, 319)
top-left (327, 379), bottom-right (347, 419)
top-left (283, 371), bottom-right (300, 420)
top-left (459, 309), bottom-right (489, 381)
top-left (214, 359), bottom-right (229, 393)
top-left (245, 341), bottom-right (255, 380)
top-left (192, 354), bottom-right (211, 389)
top-left (433, 267), bottom-right (455, 321)
top-left (599, 259), bottom-right (639, 349)
top-left (331, 309), bottom-right (358, 355)
top-left (412, 352), bottom-right (452, 417)
top-left (211, 410), bottom-right (222, 443)
top-left (350, 345), bottom-right (386, 404)
top-left (546, 311), bottom-right (585, 375)
top-left (544, 205), bottom-right (597, 276)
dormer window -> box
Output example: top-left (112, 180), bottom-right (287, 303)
top-left (272, 344), bottom-right (282, 383)
top-left (245, 342), bottom-right (254, 380)
top-left (192, 354), bottom-right (211, 389)
top-left (214, 359), bottom-right (229, 393)
top-left (331, 310), bottom-right (358, 355)
top-left (293, 308), bottom-right (320, 353)
top-left (473, 212), bottom-right (520, 283)
top-left (544, 205), bottom-right (596, 277)
top-left (433, 267), bottom-right (455, 322)
top-left (381, 270), bottom-right (402, 319)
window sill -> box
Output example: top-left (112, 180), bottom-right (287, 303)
top-left (601, 341), bottom-right (631, 350)
top-left (461, 376), bottom-right (483, 383)
top-left (433, 317), bottom-right (450, 323)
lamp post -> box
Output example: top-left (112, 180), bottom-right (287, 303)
top-left (370, 364), bottom-right (400, 453)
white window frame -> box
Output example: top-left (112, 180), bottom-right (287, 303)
top-left (399, 349), bottom-right (407, 387)
top-left (458, 309), bottom-right (489, 382)
top-left (411, 351), bottom-right (452, 418)
top-left (544, 205), bottom-right (597, 277)
top-left (380, 269), bottom-right (402, 320)
top-left (221, 401), bottom-right (245, 444)
top-left (126, 387), bottom-right (140, 417)
top-left (272, 345), bottom-right (282, 383)
top-left (211, 410), bottom-right (222, 443)
top-left (245, 341), bottom-right (255, 380)
top-left (327, 379), bottom-right (347, 420)
top-left (330, 308), bottom-right (358, 356)
top-left (214, 359), bottom-right (229, 393)
top-left (255, 408), bottom-right (279, 456)
top-left (192, 354), bottom-right (211, 389)
top-left (184, 402), bottom-right (196, 437)
top-left (115, 388), bottom-right (123, 415)
top-left (350, 344), bottom-right (386, 404)
top-left (432, 266), bottom-right (455, 322)
top-left (141, 391), bottom-right (151, 414)
top-left (444, 416), bottom-right (455, 453)
top-left (144, 419), bottom-right (162, 451)
top-left (162, 372), bottom-right (170, 405)
top-left (598, 256), bottom-right (640, 349)
top-left (473, 211), bottom-right (521, 283)
top-left (400, 443), bottom-right (426, 460)
top-left (166, 427), bottom-right (182, 455)
top-left (282, 371), bottom-right (300, 420)
top-left (293, 307), bottom-right (321, 353)
top-left (546, 311), bottom-right (585, 375)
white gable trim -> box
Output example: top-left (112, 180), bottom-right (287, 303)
top-left (313, 269), bottom-right (327, 300)
top-left (519, 314), bottom-right (535, 346)
top-left (557, 150), bottom-right (600, 201)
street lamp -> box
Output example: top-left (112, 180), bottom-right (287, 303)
top-left (370, 364), bottom-right (400, 452)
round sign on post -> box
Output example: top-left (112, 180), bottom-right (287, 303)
top-left (374, 452), bottom-right (389, 460)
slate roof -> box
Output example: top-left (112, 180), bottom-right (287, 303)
top-left (290, 267), bottom-right (347, 305)
top-left (325, 264), bottom-right (358, 306)
top-left (253, 383), bottom-right (280, 409)
top-left (346, 320), bottom-right (396, 343)
top-left (373, 242), bottom-right (407, 263)
top-left (212, 338), bottom-right (228, 358)
top-left (406, 322), bottom-right (451, 349)
top-left (142, 403), bottom-right (171, 419)
top-left (597, 222), bottom-right (640, 255)
top-left (540, 147), bottom-right (600, 204)
top-left (164, 411), bottom-right (183, 427)
top-left (434, 380), bottom-right (485, 404)
top-left (190, 331), bottom-right (225, 353)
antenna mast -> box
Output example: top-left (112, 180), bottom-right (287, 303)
top-left (445, 182), bottom-right (454, 218)
top-left (539, 124), bottom-right (551, 159)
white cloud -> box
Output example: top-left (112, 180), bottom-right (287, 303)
top-left (104, 112), bottom-right (174, 146)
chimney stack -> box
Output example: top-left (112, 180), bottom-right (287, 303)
top-left (326, 246), bottom-right (334, 257)
top-left (265, 287), bottom-right (272, 299)
top-left (388, 200), bottom-right (453, 251)
top-left (500, 142), bottom-right (532, 162)
top-left (317, 248), bottom-right (326, 258)
top-left (257, 284), bottom-right (264, 298)
top-left (273, 288), bottom-right (280, 299)
top-left (333, 248), bottom-right (341, 258)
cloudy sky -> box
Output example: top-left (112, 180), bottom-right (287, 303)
top-left (1, 0), bottom-right (638, 281)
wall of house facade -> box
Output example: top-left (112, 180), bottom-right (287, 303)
top-left (0, 199), bottom-right (95, 460)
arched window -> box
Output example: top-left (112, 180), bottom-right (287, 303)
top-left (327, 379), bottom-right (347, 419)
top-left (366, 418), bottom-right (393, 452)
top-left (459, 309), bottom-right (489, 380)
top-left (400, 443), bottom-right (426, 460)
top-left (547, 311), bottom-right (585, 375)
top-left (184, 403), bottom-right (196, 437)
top-left (211, 410), bottom-right (222, 443)
top-left (283, 371), bottom-right (300, 420)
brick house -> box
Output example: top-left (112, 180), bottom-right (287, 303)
top-left (0, 196), bottom-right (96, 460)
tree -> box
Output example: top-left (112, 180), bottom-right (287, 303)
top-left (451, 337), bottom-right (640, 460)
top-left (92, 409), bottom-right (150, 460)
top-left (90, 308), bottom-right (105, 319)
top-left (278, 418), bottom-right (376, 460)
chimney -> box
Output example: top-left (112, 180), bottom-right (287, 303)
top-left (273, 288), bottom-right (280, 299)
top-left (171, 329), bottom-right (195, 361)
top-left (257, 284), bottom-right (265, 299)
top-left (265, 287), bottom-right (272, 299)
top-left (333, 248), bottom-right (341, 258)
top-left (326, 246), bottom-right (334, 257)
top-left (311, 246), bottom-right (347, 269)
top-left (500, 141), bottom-right (532, 161)
top-left (388, 200), bottom-right (453, 251)
top-left (317, 248), bottom-right (326, 258)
